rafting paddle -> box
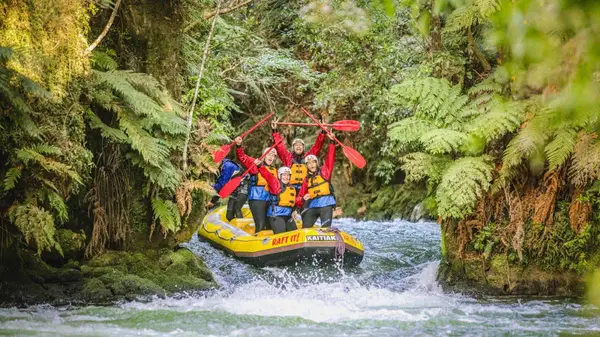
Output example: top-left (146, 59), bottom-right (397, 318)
top-left (300, 107), bottom-right (366, 169)
top-left (275, 120), bottom-right (360, 132)
top-left (212, 112), bottom-right (275, 163)
top-left (218, 140), bottom-right (282, 199)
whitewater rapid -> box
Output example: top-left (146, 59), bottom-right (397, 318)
top-left (1, 218), bottom-right (599, 336)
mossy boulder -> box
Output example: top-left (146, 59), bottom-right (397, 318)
top-left (77, 247), bottom-right (215, 303)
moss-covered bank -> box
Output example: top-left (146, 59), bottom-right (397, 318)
top-left (0, 243), bottom-right (215, 307)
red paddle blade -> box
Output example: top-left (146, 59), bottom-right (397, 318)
top-left (342, 145), bottom-right (366, 169)
top-left (213, 144), bottom-right (232, 163)
top-left (218, 176), bottom-right (242, 198)
top-left (332, 120), bottom-right (360, 132)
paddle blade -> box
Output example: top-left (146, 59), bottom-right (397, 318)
top-left (332, 120), bottom-right (360, 132)
top-left (213, 144), bottom-right (232, 163)
top-left (218, 176), bottom-right (242, 199)
top-left (342, 145), bottom-right (366, 169)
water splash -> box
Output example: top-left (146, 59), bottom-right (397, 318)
top-left (2, 218), bottom-right (600, 336)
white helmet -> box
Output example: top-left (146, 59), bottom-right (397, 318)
top-left (305, 154), bottom-right (318, 165)
top-left (278, 166), bottom-right (291, 179)
top-left (292, 138), bottom-right (305, 146)
top-left (262, 147), bottom-right (277, 156)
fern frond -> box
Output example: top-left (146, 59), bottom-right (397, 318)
top-left (186, 180), bottom-right (216, 195)
top-left (9, 204), bottom-right (62, 256)
top-left (15, 146), bottom-right (82, 185)
top-left (400, 152), bottom-right (452, 184)
top-left (500, 119), bottom-right (549, 180)
top-left (569, 132), bottom-right (600, 187)
top-left (390, 78), bottom-right (466, 127)
top-left (420, 129), bottom-right (468, 154)
top-left (545, 127), bottom-right (577, 171)
top-left (119, 112), bottom-right (170, 165)
top-left (94, 70), bottom-right (186, 135)
top-left (85, 110), bottom-right (129, 144)
top-left (444, 4), bottom-right (476, 32)
top-left (47, 190), bottom-right (68, 224)
top-left (436, 156), bottom-right (494, 219)
top-left (468, 99), bottom-right (525, 142)
top-left (3, 167), bottom-right (22, 191)
top-left (91, 51), bottom-right (118, 71)
top-left (151, 198), bottom-right (182, 236)
top-left (387, 117), bottom-right (435, 150)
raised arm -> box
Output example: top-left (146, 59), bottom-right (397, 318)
top-left (305, 131), bottom-right (327, 157)
top-left (319, 143), bottom-right (337, 180)
top-left (258, 165), bottom-right (281, 195)
top-left (235, 146), bottom-right (258, 174)
top-left (272, 131), bottom-right (293, 166)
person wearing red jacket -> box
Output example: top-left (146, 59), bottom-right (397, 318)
top-left (296, 134), bottom-right (337, 228)
top-left (270, 119), bottom-right (327, 189)
top-left (255, 163), bottom-right (297, 234)
top-left (234, 137), bottom-right (278, 234)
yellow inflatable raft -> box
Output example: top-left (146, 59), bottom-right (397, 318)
top-left (198, 205), bottom-right (364, 267)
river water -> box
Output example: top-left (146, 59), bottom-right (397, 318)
top-left (1, 218), bottom-right (599, 336)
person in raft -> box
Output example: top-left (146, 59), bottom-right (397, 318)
top-left (235, 136), bottom-right (278, 234)
top-left (206, 157), bottom-right (248, 222)
top-left (270, 118), bottom-right (327, 189)
top-left (296, 133), bottom-right (337, 227)
top-left (254, 163), bottom-right (297, 234)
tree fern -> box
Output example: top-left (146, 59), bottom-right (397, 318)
top-left (420, 129), bottom-right (468, 154)
top-left (467, 99), bottom-right (525, 142)
top-left (444, 0), bottom-right (500, 33)
top-left (94, 70), bottom-right (186, 135)
top-left (389, 78), bottom-right (467, 127)
top-left (387, 117), bottom-right (435, 150)
top-left (436, 156), bottom-right (494, 219)
top-left (151, 198), bottom-right (182, 236)
top-left (401, 152), bottom-right (451, 185)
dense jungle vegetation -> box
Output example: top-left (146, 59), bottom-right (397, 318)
top-left (1, 0), bottom-right (600, 296)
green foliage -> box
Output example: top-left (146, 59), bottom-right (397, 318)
top-left (8, 204), bottom-right (62, 256)
top-left (437, 156), bottom-right (493, 219)
top-left (151, 198), bottom-right (182, 236)
top-left (472, 222), bottom-right (497, 260)
top-left (88, 67), bottom-right (185, 191)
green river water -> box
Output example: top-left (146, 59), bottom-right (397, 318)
top-left (1, 218), bottom-right (599, 336)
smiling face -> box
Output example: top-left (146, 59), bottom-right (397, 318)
top-left (293, 142), bottom-right (305, 155)
top-left (280, 172), bottom-right (291, 184)
top-left (306, 160), bottom-right (318, 173)
top-left (264, 150), bottom-right (277, 165)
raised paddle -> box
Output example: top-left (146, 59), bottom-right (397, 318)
top-left (300, 107), bottom-right (366, 169)
top-left (275, 120), bottom-right (360, 132)
top-left (212, 112), bottom-right (275, 163)
top-left (218, 140), bottom-right (282, 199)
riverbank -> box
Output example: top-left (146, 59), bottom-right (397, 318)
top-left (0, 246), bottom-right (215, 307)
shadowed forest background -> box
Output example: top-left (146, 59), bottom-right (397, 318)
top-left (2, 0), bottom-right (600, 302)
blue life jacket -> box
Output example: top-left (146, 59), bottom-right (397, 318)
top-left (213, 159), bottom-right (242, 192)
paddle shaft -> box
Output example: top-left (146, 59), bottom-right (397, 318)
top-left (239, 112), bottom-right (275, 139)
top-left (275, 121), bottom-right (359, 131)
top-left (300, 107), bottom-right (345, 148)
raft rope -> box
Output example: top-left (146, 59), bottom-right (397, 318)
top-left (323, 227), bottom-right (345, 264)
